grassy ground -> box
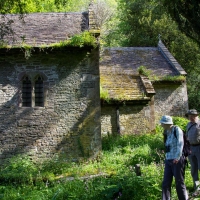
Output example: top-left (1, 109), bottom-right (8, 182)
top-left (0, 117), bottom-right (198, 200)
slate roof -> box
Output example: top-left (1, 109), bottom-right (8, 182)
top-left (0, 12), bottom-right (89, 46)
top-left (100, 40), bottom-right (186, 101)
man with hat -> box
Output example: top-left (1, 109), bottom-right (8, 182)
top-left (185, 109), bottom-right (200, 190)
top-left (160, 115), bottom-right (188, 200)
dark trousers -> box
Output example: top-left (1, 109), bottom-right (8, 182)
top-left (162, 156), bottom-right (188, 200)
top-left (188, 145), bottom-right (200, 189)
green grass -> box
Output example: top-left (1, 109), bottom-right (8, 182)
top-left (0, 117), bottom-right (197, 200)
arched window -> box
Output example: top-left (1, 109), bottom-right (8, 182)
top-left (21, 74), bottom-right (45, 107)
top-left (35, 76), bottom-right (44, 107)
top-left (22, 76), bottom-right (32, 107)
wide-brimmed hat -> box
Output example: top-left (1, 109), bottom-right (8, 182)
top-left (185, 109), bottom-right (199, 117)
top-left (160, 115), bottom-right (173, 125)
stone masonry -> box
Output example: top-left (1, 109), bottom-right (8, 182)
top-left (101, 81), bottom-right (188, 135)
top-left (0, 47), bottom-right (101, 162)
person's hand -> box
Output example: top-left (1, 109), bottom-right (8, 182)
top-left (173, 159), bottom-right (179, 164)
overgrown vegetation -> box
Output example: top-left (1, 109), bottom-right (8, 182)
top-left (0, 0), bottom-right (91, 14)
top-left (0, 117), bottom-right (196, 200)
top-left (100, 85), bottom-right (110, 103)
top-left (137, 65), bottom-right (152, 77)
top-left (152, 75), bottom-right (186, 82)
top-left (138, 65), bottom-right (186, 82)
top-left (1, 31), bottom-right (98, 49)
top-left (0, 31), bottom-right (98, 59)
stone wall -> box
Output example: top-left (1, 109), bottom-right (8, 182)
top-left (0, 47), bottom-right (101, 162)
top-left (153, 81), bottom-right (188, 122)
top-left (101, 82), bottom-right (188, 135)
top-left (101, 102), bottom-right (154, 135)
top-left (101, 106), bottom-right (118, 135)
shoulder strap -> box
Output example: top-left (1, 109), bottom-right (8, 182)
top-left (166, 126), bottom-right (180, 141)
top-left (173, 125), bottom-right (178, 139)
top-left (187, 123), bottom-right (196, 133)
top-left (163, 130), bottom-right (167, 144)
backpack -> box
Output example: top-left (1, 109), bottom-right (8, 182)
top-left (163, 126), bottom-right (191, 158)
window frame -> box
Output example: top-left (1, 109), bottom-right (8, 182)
top-left (19, 73), bottom-right (47, 108)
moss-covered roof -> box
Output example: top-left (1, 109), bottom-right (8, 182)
top-left (0, 12), bottom-right (89, 47)
top-left (100, 73), bottom-right (153, 101)
top-left (100, 41), bottom-right (186, 101)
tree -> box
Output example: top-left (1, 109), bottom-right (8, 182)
top-left (91, 0), bottom-right (114, 29)
top-left (0, 0), bottom-right (91, 14)
top-left (162, 0), bottom-right (200, 45)
top-left (116, 0), bottom-right (172, 46)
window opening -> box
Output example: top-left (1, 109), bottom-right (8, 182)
top-left (22, 76), bottom-right (32, 107)
top-left (35, 76), bottom-right (44, 107)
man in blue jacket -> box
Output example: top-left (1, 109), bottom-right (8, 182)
top-left (160, 115), bottom-right (188, 200)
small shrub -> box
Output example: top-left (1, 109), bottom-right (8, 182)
top-left (172, 116), bottom-right (189, 132)
top-left (100, 86), bottom-right (110, 103)
top-left (0, 155), bottom-right (37, 184)
top-left (137, 65), bottom-right (151, 77)
top-left (69, 31), bottom-right (97, 47)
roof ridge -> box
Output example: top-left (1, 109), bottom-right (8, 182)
top-left (158, 40), bottom-right (187, 75)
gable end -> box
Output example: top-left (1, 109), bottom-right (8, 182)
top-left (158, 40), bottom-right (187, 76)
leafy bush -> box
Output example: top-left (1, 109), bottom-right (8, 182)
top-left (172, 116), bottom-right (189, 132)
top-left (0, 155), bottom-right (37, 184)
top-left (69, 31), bottom-right (97, 48)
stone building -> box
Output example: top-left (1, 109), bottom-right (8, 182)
top-left (100, 41), bottom-right (188, 135)
top-left (0, 6), bottom-right (188, 162)
top-left (0, 6), bottom-right (102, 162)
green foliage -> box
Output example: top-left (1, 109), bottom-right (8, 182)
top-left (49, 31), bottom-right (98, 49)
top-left (100, 86), bottom-right (110, 103)
top-left (116, 0), bottom-right (162, 46)
top-left (68, 31), bottom-right (97, 48)
top-left (151, 75), bottom-right (186, 82)
top-left (0, 0), bottom-right (27, 14)
top-left (0, 0), bottom-right (90, 14)
top-left (5, 31), bottom-right (98, 49)
top-left (137, 66), bottom-right (186, 82)
top-left (1, 31), bottom-right (98, 59)
top-left (137, 65), bottom-right (151, 77)
top-left (185, 71), bottom-right (200, 109)
top-left (162, 0), bottom-right (200, 45)
top-left (0, 155), bottom-right (37, 184)
top-left (0, 128), bottom-right (195, 199)
top-left (161, 75), bottom-right (186, 82)
top-left (172, 116), bottom-right (189, 132)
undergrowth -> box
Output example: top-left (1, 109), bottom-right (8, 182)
top-left (0, 117), bottom-right (195, 200)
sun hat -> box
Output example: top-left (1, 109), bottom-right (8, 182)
top-left (185, 109), bottom-right (199, 117)
top-left (160, 115), bottom-right (173, 124)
